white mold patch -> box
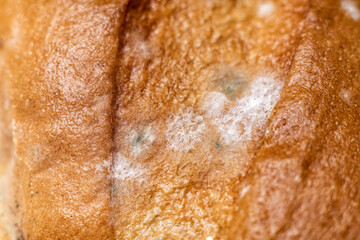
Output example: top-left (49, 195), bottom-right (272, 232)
top-left (201, 91), bottom-right (229, 117)
top-left (341, 0), bottom-right (360, 21)
top-left (113, 153), bottom-right (145, 181)
top-left (340, 88), bottom-right (351, 104)
top-left (258, 2), bottom-right (275, 18)
top-left (25, 145), bottom-right (46, 170)
top-left (123, 32), bottom-right (152, 61)
top-left (166, 109), bottom-right (206, 152)
top-left (126, 126), bottom-right (156, 156)
top-left (213, 75), bottom-right (283, 145)
top-left (95, 158), bottom-right (111, 173)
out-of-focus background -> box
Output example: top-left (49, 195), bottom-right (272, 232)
top-left (0, 1), bottom-right (16, 239)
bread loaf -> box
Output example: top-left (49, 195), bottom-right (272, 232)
top-left (0, 0), bottom-right (360, 239)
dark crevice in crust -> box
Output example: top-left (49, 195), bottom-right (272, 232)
top-left (109, 1), bottom-right (132, 239)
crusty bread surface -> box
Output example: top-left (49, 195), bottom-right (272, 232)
top-left (0, 0), bottom-right (360, 239)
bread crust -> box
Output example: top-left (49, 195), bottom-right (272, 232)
top-left (1, 0), bottom-right (360, 239)
top-left (111, 0), bottom-right (309, 238)
top-left (0, 1), bottom-right (16, 239)
top-left (5, 1), bottom-right (129, 239)
top-left (230, 1), bottom-right (360, 238)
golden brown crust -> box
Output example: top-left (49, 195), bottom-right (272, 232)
top-left (5, 1), bottom-right (129, 239)
top-left (112, 0), bottom-right (309, 238)
top-left (1, 0), bottom-right (360, 239)
top-left (0, 0), bottom-right (12, 176)
top-left (229, 0), bottom-right (360, 238)
top-left (0, 1), bottom-right (16, 239)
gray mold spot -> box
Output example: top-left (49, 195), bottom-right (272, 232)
top-left (215, 139), bottom-right (221, 152)
top-left (215, 72), bottom-right (248, 100)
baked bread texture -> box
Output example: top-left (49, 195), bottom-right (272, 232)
top-left (0, 0), bottom-right (360, 239)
